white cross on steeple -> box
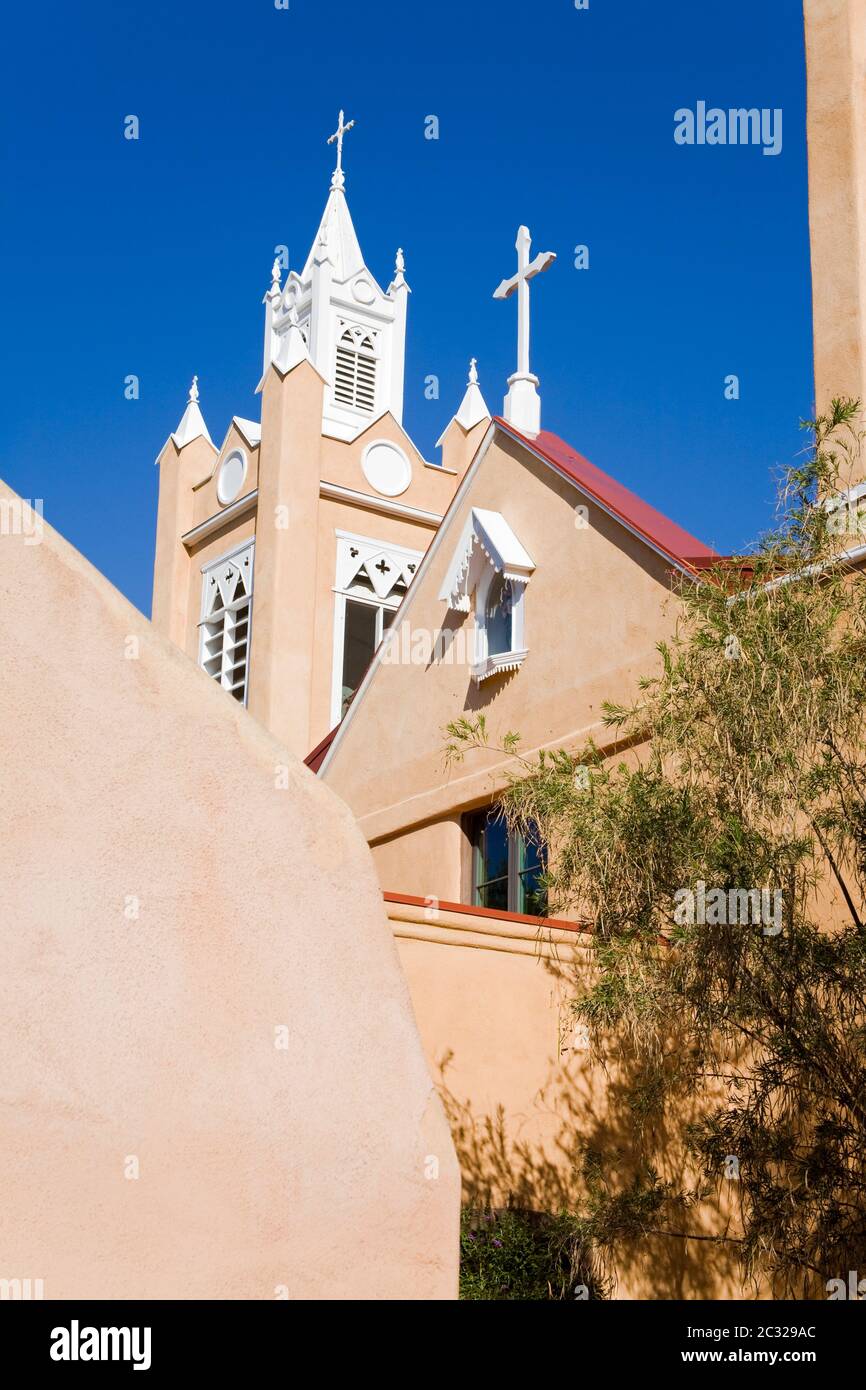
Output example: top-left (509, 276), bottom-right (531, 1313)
top-left (493, 225), bottom-right (556, 433)
top-left (327, 109), bottom-right (355, 190)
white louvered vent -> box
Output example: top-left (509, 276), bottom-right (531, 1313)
top-left (199, 541), bottom-right (255, 705)
top-left (334, 327), bottom-right (377, 412)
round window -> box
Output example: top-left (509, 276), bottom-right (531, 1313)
top-left (217, 450), bottom-right (247, 506)
top-left (361, 441), bottom-right (412, 498)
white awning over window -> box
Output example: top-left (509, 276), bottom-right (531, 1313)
top-left (438, 508), bottom-right (535, 612)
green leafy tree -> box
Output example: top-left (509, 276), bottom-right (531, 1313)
top-left (447, 400), bottom-right (866, 1297)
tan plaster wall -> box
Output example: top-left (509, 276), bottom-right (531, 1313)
top-left (373, 817), bottom-right (466, 904)
top-left (805, 0), bottom-right (866, 476)
top-left (0, 478), bottom-right (459, 1300)
top-left (190, 425), bottom-right (260, 527)
top-left (389, 901), bottom-right (746, 1300)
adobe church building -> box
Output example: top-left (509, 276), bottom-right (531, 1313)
top-left (2, 1), bottom-right (862, 1303)
top-left (144, 3), bottom-right (866, 1295)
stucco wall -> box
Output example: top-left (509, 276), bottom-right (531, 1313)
top-left (0, 479), bottom-right (459, 1300)
top-left (805, 0), bottom-right (866, 469)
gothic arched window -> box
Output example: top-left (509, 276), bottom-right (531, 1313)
top-left (334, 325), bottom-right (377, 412)
top-left (198, 540), bottom-right (255, 705)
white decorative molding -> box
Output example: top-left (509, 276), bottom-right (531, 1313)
top-left (471, 648), bottom-right (528, 684)
top-left (352, 277), bottom-right (376, 305)
top-left (361, 439), bottom-right (413, 497)
top-left (334, 530), bottom-right (421, 598)
top-left (439, 507), bottom-right (535, 612)
top-left (319, 479), bottom-right (441, 526)
top-left (438, 507), bottom-right (534, 685)
top-left (198, 538), bottom-right (255, 707)
top-left (182, 490), bottom-right (258, 549)
top-left (231, 417), bottom-right (262, 449)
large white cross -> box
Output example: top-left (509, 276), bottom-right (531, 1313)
top-left (327, 109), bottom-right (355, 188)
top-left (494, 226), bottom-right (556, 433)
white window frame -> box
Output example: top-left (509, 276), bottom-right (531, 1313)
top-left (198, 537), bottom-right (255, 707)
top-left (472, 567), bottom-right (528, 683)
top-left (437, 508), bottom-right (534, 685)
top-left (330, 530), bottom-right (422, 726)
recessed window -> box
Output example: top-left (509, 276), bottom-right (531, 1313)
top-left (198, 541), bottom-right (254, 705)
top-left (340, 584), bottom-right (396, 717)
top-left (334, 326), bottom-right (377, 412)
top-left (469, 808), bottom-right (547, 916)
top-left (437, 509), bottom-right (534, 683)
top-left (331, 532), bottom-right (422, 725)
top-left (484, 573), bottom-right (514, 656)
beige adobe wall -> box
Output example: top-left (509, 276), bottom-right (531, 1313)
top-left (439, 416), bottom-right (491, 478)
top-left (319, 412), bottom-right (458, 515)
top-left (152, 432), bottom-right (217, 649)
top-left (388, 899), bottom-right (745, 1299)
top-left (805, 0), bottom-right (866, 476)
top-left (0, 478), bottom-right (459, 1300)
top-left (374, 818), bottom-right (466, 903)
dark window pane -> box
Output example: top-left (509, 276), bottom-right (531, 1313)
top-left (342, 601), bottom-right (377, 714)
top-left (485, 575), bottom-right (513, 656)
top-left (519, 867), bottom-right (548, 917)
top-left (478, 877), bottom-right (508, 912)
top-left (481, 815), bottom-right (509, 884)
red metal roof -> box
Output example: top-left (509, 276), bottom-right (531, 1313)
top-left (496, 419), bottom-right (719, 572)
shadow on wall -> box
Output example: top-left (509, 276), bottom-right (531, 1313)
top-left (435, 949), bottom-right (752, 1301)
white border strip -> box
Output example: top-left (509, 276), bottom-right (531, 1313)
top-left (320, 480), bottom-right (443, 526)
top-left (182, 489), bottom-right (258, 548)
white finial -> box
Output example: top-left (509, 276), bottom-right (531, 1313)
top-left (468, 357), bottom-right (478, 385)
top-left (493, 226), bottom-right (556, 434)
top-left (327, 108), bottom-right (356, 190)
top-left (395, 247), bottom-right (405, 274)
top-left (271, 258), bottom-right (282, 290)
top-left (189, 374), bottom-right (199, 404)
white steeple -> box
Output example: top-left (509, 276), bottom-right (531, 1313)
top-left (494, 225), bottom-right (556, 434)
top-left (170, 376), bottom-right (214, 450)
top-left (261, 110), bottom-right (411, 437)
top-left (454, 358), bottom-right (490, 431)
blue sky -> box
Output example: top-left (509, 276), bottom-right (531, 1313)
top-left (2, 0), bottom-right (811, 615)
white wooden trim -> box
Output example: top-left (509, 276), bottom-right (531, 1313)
top-left (320, 480), bottom-right (442, 526)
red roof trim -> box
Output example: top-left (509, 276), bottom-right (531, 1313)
top-left (304, 725), bottom-right (339, 772)
top-left (384, 890), bottom-right (591, 935)
top-left (495, 418), bottom-right (718, 573)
